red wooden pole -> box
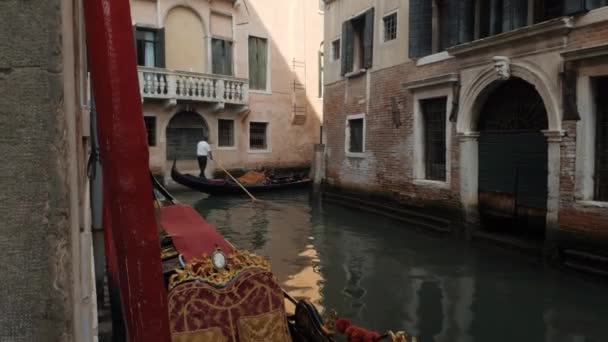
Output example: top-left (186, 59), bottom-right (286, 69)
top-left (82, 0), bottom-right (171, 341)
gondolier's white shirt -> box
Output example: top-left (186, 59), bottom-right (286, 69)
top-left (197, 141), bottom-right (211, 156)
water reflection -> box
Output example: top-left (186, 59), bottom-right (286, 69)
top-left (174, 189), bottom-right (608, 342)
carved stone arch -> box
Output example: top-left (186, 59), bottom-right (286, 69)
top-left (161, 3), bottom-right (208, 32)
top-left (457, 60), bottom-right (561, 134)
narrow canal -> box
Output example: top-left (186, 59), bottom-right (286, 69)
top-left (175, 189), bottom-right (608, 342)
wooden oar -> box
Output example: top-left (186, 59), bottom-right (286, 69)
top-left (213, 159), bottom-right (258, 202)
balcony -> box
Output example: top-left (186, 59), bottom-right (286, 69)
top-left (138, 67), bottom-right (249, 106)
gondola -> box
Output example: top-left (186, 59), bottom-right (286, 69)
top-left (150, 175), bottom-right (415, 342)
top-left (171, 158), bottom-right (311, 195)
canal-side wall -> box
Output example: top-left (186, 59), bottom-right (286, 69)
top-left (323, 2), bottom-right (608, 267)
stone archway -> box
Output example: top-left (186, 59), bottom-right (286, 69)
top-left (457, 59), bottom-right (563, 236)
top-left (166, 111), bottom-right (209, 161)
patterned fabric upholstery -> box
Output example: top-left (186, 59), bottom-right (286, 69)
top-left (168, 266), bottom-right (292, 342)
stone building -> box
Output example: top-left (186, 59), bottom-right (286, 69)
top-left (1, 0), bottom-right (97, 340)
top-left (130, 0), bottom-right (324, 180)
top-left (322, 0), bottom-right (608, 268)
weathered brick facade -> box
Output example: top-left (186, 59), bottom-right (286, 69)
top-left (324, 8), bottom-right (608, 257)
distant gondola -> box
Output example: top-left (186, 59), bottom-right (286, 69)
top-left (170, 158), bottom-right (311, 195)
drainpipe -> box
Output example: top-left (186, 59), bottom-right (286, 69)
top-left (82, 0), bottom-right (171, 341)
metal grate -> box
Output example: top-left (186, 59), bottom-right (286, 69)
top-left (422, 97), bottom-right (447, 181)
top-left (383, 12), bottom-right (397, 42)
top-left (348, 118), bottom-right (364, 153)
top-left (249, 122), bottom-right (268, 150)
top-left (218, 119), bottom-right (234, 147)
top-left (595, 78), bottom-right (608, 201)
top-left (144, 116), bottom-right (156, 146)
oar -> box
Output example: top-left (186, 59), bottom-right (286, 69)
top-left (213, 159), bottom-right (258, 202)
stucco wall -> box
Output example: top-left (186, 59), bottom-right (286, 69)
top-left (165, 6), bottom-right (207, 72)
top-left (0, 0), bottom-right (74, 340)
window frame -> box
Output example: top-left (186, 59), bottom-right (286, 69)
top-left (217, 118), bottom-right (236, 150)
top-left (248, 35), bottom-right (271, 93)
top-left (135, 26), bottom-right (163, 68)
top-left (421, 97), bottom-right (448, 182)
top-left (144, 116), bottom-right (157, 147)
top-left (383, 11), bottom-right (398, 43)
top-left (331, 38), bottom-right (341, 61)
top-left (247, 120), bottom-right (271, 153)
top-left (340, 7), bottom-right (375, 77)
top-left (344, 113), bottom-right (366, 158)
top-left (211, 37), bottom-right (234, 76)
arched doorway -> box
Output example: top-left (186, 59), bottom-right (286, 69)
top-left (477, 78), bottom-right (548, 240)
top-left (166, 111), bottom-right (209, 161)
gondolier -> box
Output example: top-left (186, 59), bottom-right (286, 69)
top-left (196, 137), bottom-right (212, 179)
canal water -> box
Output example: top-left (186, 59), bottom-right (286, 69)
top-left (175, 189), bottom-right (608, 342)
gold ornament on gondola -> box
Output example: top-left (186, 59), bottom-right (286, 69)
top-left (168, 249), bottom-right (272, 290)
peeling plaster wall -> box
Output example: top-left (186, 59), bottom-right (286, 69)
top-left (0, 0), bottom-right (78, 340)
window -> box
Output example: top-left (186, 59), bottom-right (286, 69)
top-left (249, 122), bottom-right (268, 150)
top-left (212, 39), bottom-right (233, 76)
top-left (331, 39), bottom-right (341, 61)
top-left (421, 97), bottom-right (447, 181)
top-left (347, 117), bottom-right (365, 153)
top-left (595, 78), bottom-right (608, 201)
top-left (341, 8), bottom-right (374, 75)
top-left (144, 116), bottom-right (157, 146)
top-left (218, 119), bottom-right (235, 147)
top-left (135, 27), bottom-right (164, 68)
top-left (383, 12), bottom-right (397, 42)
top-left (248, 36), bottom-right (268, 90)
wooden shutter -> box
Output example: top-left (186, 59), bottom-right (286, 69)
top-left (248, 37), bottom-right (258, 89)
top-left (257, 38), bottom-right (267, 90)
top-left (564, 0), bottom-right (587, 14)
top-left (408, 0), bottom-right (432, 58)
top-left (226, 41), bottom-right (233, 76)
top-left (457, 0), bottom-right (475, 45)
top-left (341, 21), bottom-right (354, 75)
top-left (363, 8), bottom-right (374, 69)
top-left (156, 28), bottom-right (165, 68)
top-left (503, 0), bottom-right (528, 32)
top-left (489, 0), bottom-right (503, 35)
top-left (562, 63), bottom-right (580, 121)
top-left (212, 39), bottom-right (224, 75)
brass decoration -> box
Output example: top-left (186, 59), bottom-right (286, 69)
top-left (168, 249), bottom-right (271, 290)
top-left (161, 246), bottom-right (178, 260)
top-left (387, 330), bottom-right (417, 342)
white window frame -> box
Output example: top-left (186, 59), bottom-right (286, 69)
top-left (216, 117), bottom-right (237, 151)
top-left (382, 10), bottom-right (399, 44)
top-left (248, 35), bottom-right (272, 95)
top-left (344, 113), bottom-right (366, 158)
top-left (247, 119), bottom-right (272, 153)
top-left (412, 87), bottom-right (452, 188)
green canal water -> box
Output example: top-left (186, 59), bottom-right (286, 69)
top-left (175, 189), bottom-right (608, 342)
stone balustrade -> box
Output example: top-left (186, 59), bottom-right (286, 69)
top-left (138, 67), bottom-right (249, 105)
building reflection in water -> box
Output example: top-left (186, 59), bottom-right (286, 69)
top-left (184, 190), bottom-right (608, 342)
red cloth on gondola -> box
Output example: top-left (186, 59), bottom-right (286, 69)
top-left (336, 318), bottom-right (383, 342)
top-left (159, 204), bottom-right (233, 261)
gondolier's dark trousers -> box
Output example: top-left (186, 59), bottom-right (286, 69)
top-left (197, 156), bottom-right (207, 178)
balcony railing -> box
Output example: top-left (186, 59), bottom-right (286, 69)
top-left (138, 67), bottom-right (249, 105)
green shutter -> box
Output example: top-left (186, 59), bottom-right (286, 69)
top-left (341, 21), bottom-right (354, 75)
top-left (257, 38), bottom-right (267, 90)
top-left (363, 8), bottom-right (374, 69)
top-left (457, 0), bottom-right (475, 44)
top-left (565, 0), bottom-right (587, 14)
top-left (490, 0), bottom-right (503, 35)
top-left (156, 28), bottom-right (165, 68)
top-left (408, 0), bottom-right (432, 58)
top-left (226, 41), bottom-right (233, 76)
top-left (503, 0), bottom-right (528, 32)
top-left (212, 39), bottom-right (223, 75)
top-left (248, 37), bottom-right (257, 89)
top-left (562, 64), bottom-right (580, 120)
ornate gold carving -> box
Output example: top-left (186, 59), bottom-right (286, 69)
top-left (161, 246), bottom-right (179, 260)
top-left (387, 330), bottom-right (417, 342)
top-left (168, 249), bottom-right (271, 290)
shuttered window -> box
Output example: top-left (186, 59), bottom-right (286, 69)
top-left (595, 78), bottom-right (608, 201)
top-left (422, 98), bottom-right (447, 181)
top-left (340, 8), bottom-right (374, 75)
top-left (248, 36), bottom-right (268, 90)
top-left (586, 0), bottom-right (608, 10)
top-left (144, 116), bottom-right (157, 147)
top-left (249, 122), bottom-right (268, 150)
top-left (502, 0), bottom-right (528, 32)
top-left (383, 12), bottom-right (397, 42)
top-left (218, 119), bottom-right (235, 147)
top-left (409, 0), bottom-right (433, 58)
top-left (212, 39), bottom-right (233, 76)
top-left (135, 27), bottom-right (165, 68)
top-left (331, 39), bottom-right (341, 60)
top-left (348, 118), bottom-right (364, 153)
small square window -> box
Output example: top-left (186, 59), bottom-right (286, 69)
top-left (331, 39), bottom-right (341, 61)
top-left (218, 119), bottom-right (235, 147)
top-left (348, 118), bottom-right (364, 153)
top-left (383, 13), bottom-right (397, 42)
top-left (249, 122), bottom-right (268, 150)
top-left (144, 116), bottom-right (157, 147)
